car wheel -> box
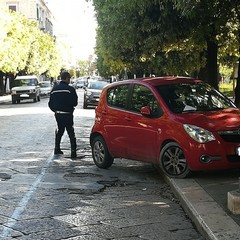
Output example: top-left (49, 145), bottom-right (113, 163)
top-left (92, 136), bottom-right (114, 169)
top-left (159, 142), bottom-right (190, 178)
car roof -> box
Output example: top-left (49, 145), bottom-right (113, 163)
top-left (142, 76), bottom-right (202, 86)
top-left (108, 76), bottom-right (202, 88)
top-left (15, 75), bottom-right (38, 80)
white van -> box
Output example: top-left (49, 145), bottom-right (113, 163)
top-left (11, 75), bottom-right (41, 104)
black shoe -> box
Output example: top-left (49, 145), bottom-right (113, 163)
top-left (54, 149), bottom-right (63, 154)
top-left (71, 150), bottom-right (77, 159)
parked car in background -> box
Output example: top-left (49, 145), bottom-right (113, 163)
top-left (11, 75), bottom-right (40, 104)
top-left (90, 76), bottom-right (240, 178)
top-left (76, 79), bottom-right (87, 89)
top-left (83, 81), bottom-right (108, 109)
top-left (40, 81), bottom-right (52, 96)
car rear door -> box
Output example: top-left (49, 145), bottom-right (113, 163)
top-left (102, 83), bottom-right (131, 158)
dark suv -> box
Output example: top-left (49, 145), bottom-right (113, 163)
top-left (90, 76), bottom-right (240, 178)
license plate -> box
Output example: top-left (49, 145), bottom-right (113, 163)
top-left (20, 94), bottom-right (29, 98)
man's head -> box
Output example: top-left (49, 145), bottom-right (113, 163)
top-left (61, 72), bottom-right (71, 84)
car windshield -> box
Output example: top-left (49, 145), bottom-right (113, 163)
top-left (40, 82), bottom-right (51, 88)
top-left (14, 79), bottom-right (37, 87)
top-left (156, 83), bottom-right (236, 113)
top-left (88, 81), bottom-right (108, 90)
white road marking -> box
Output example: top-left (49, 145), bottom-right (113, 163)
top-left (0, 154), bottom-right (54, 238)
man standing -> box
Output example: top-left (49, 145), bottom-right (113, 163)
top-left (48, 71), bottom-right (78, 158)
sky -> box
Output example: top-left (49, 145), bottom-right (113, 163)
top-left (46, 0), bottom-right (97, 62)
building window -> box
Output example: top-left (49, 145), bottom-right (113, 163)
top-left (8, 5), bottom-right (17, 11)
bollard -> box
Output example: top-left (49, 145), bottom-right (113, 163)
top-left (228, 177), bottom-right (240, 214)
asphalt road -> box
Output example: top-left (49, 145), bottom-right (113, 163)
top-left (0, 90), bottom-right (204, 239)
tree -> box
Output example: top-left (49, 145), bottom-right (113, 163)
top-left (0, 7), bottom-right (62, 94)
top-left (93, 0), bottom-right (204, 77)
top-left (171, 0), bottom-right (240, 90)
top-left (92, 0), bottom-right (239, 92)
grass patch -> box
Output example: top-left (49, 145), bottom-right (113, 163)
top-left (219, 82), bottom-right (234, 97)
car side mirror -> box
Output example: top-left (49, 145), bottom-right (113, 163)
top-left (140, 106), bottom-right (151, 117)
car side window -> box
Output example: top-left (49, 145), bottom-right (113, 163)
top-left (130, 84), bottom-right (162, 117)
top-left (107, 84), bottom-right (129, 109)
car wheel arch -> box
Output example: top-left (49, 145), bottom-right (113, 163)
top-left (91, 134), bottom-right (114, 169)
top-left (90, 132), bottom-right (111, 152)
top-left (90, 132), bottom-right (102, 146)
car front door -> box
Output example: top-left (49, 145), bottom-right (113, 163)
top-left (124, 84), bottom-right (162, 162)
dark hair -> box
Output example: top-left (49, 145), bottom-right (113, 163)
top-left (61, 71), bottom-right (71, 80)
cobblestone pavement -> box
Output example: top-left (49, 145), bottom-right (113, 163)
top-left (0, 93), bottom-right (203, 239)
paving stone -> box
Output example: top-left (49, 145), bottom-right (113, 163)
top-left (0, 96), bottom-right (203, 239)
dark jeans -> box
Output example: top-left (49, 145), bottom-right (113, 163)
top-left (55, 113), bottom-right (76, 150)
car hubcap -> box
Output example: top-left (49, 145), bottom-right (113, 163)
top-left (93, 141), bottom-right (105, 163)
top-left (162, 146), bottom-right (187, 176)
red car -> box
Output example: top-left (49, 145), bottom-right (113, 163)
top-left (90, 76), bottom-right (240, 178)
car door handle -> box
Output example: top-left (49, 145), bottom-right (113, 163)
top-left (102, 110), bottom-right (107, 115)
top-left (124, 117), bottom-right (131, 121)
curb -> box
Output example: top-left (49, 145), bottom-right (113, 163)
top-left (165, 177), bottom-right (240, 240)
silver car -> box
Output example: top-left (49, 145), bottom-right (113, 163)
top-left (83, 81), bottom-right (108, 109)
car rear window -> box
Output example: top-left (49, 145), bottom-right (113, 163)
top-left (107, 84), bottom-right (129, 109)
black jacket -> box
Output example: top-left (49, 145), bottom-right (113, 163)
top-left (48, 81), bottom-right (78, 113)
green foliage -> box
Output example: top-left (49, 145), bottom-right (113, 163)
top-left (219, 64), bottom-right (234, 81)
top-left (0, 7), bottom-right (61, 77)
top-left (219, 82), bottom-right (234, 97)
top-left (92, 0), bottom-right (239, 82)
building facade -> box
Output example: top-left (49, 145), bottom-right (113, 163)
top-left (1, 0), bottom-right (53, 36)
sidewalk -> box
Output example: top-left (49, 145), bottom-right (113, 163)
top-left (164, 174), bottom-right (240, 240)
top-left (1, 94), bottom-right (240, 240)
top-left (0, 94), bottom-right (11, 103)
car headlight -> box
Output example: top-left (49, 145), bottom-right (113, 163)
top-left (183, 124), bottom-right (215, 143)
top-left (86, 91), bottom-right (93, 96)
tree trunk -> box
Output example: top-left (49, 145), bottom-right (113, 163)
top-left (234, 59), bottom-right (240, 107)
top-left (197, 50), bottom-right (208, 81)
top-left (206, 39), bottom-right (218, 90)
top-left (234, 24), bottom-right (240, 107)
top-left (0, 71), bottom-right (4, 96)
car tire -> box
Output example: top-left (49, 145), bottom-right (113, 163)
top-left (159, 142), bottom-right (190, 178)
top-left (92, 135), bottom-right (114, 169)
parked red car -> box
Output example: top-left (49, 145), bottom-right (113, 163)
top-left (90, 76), bottom-right (240, 178)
